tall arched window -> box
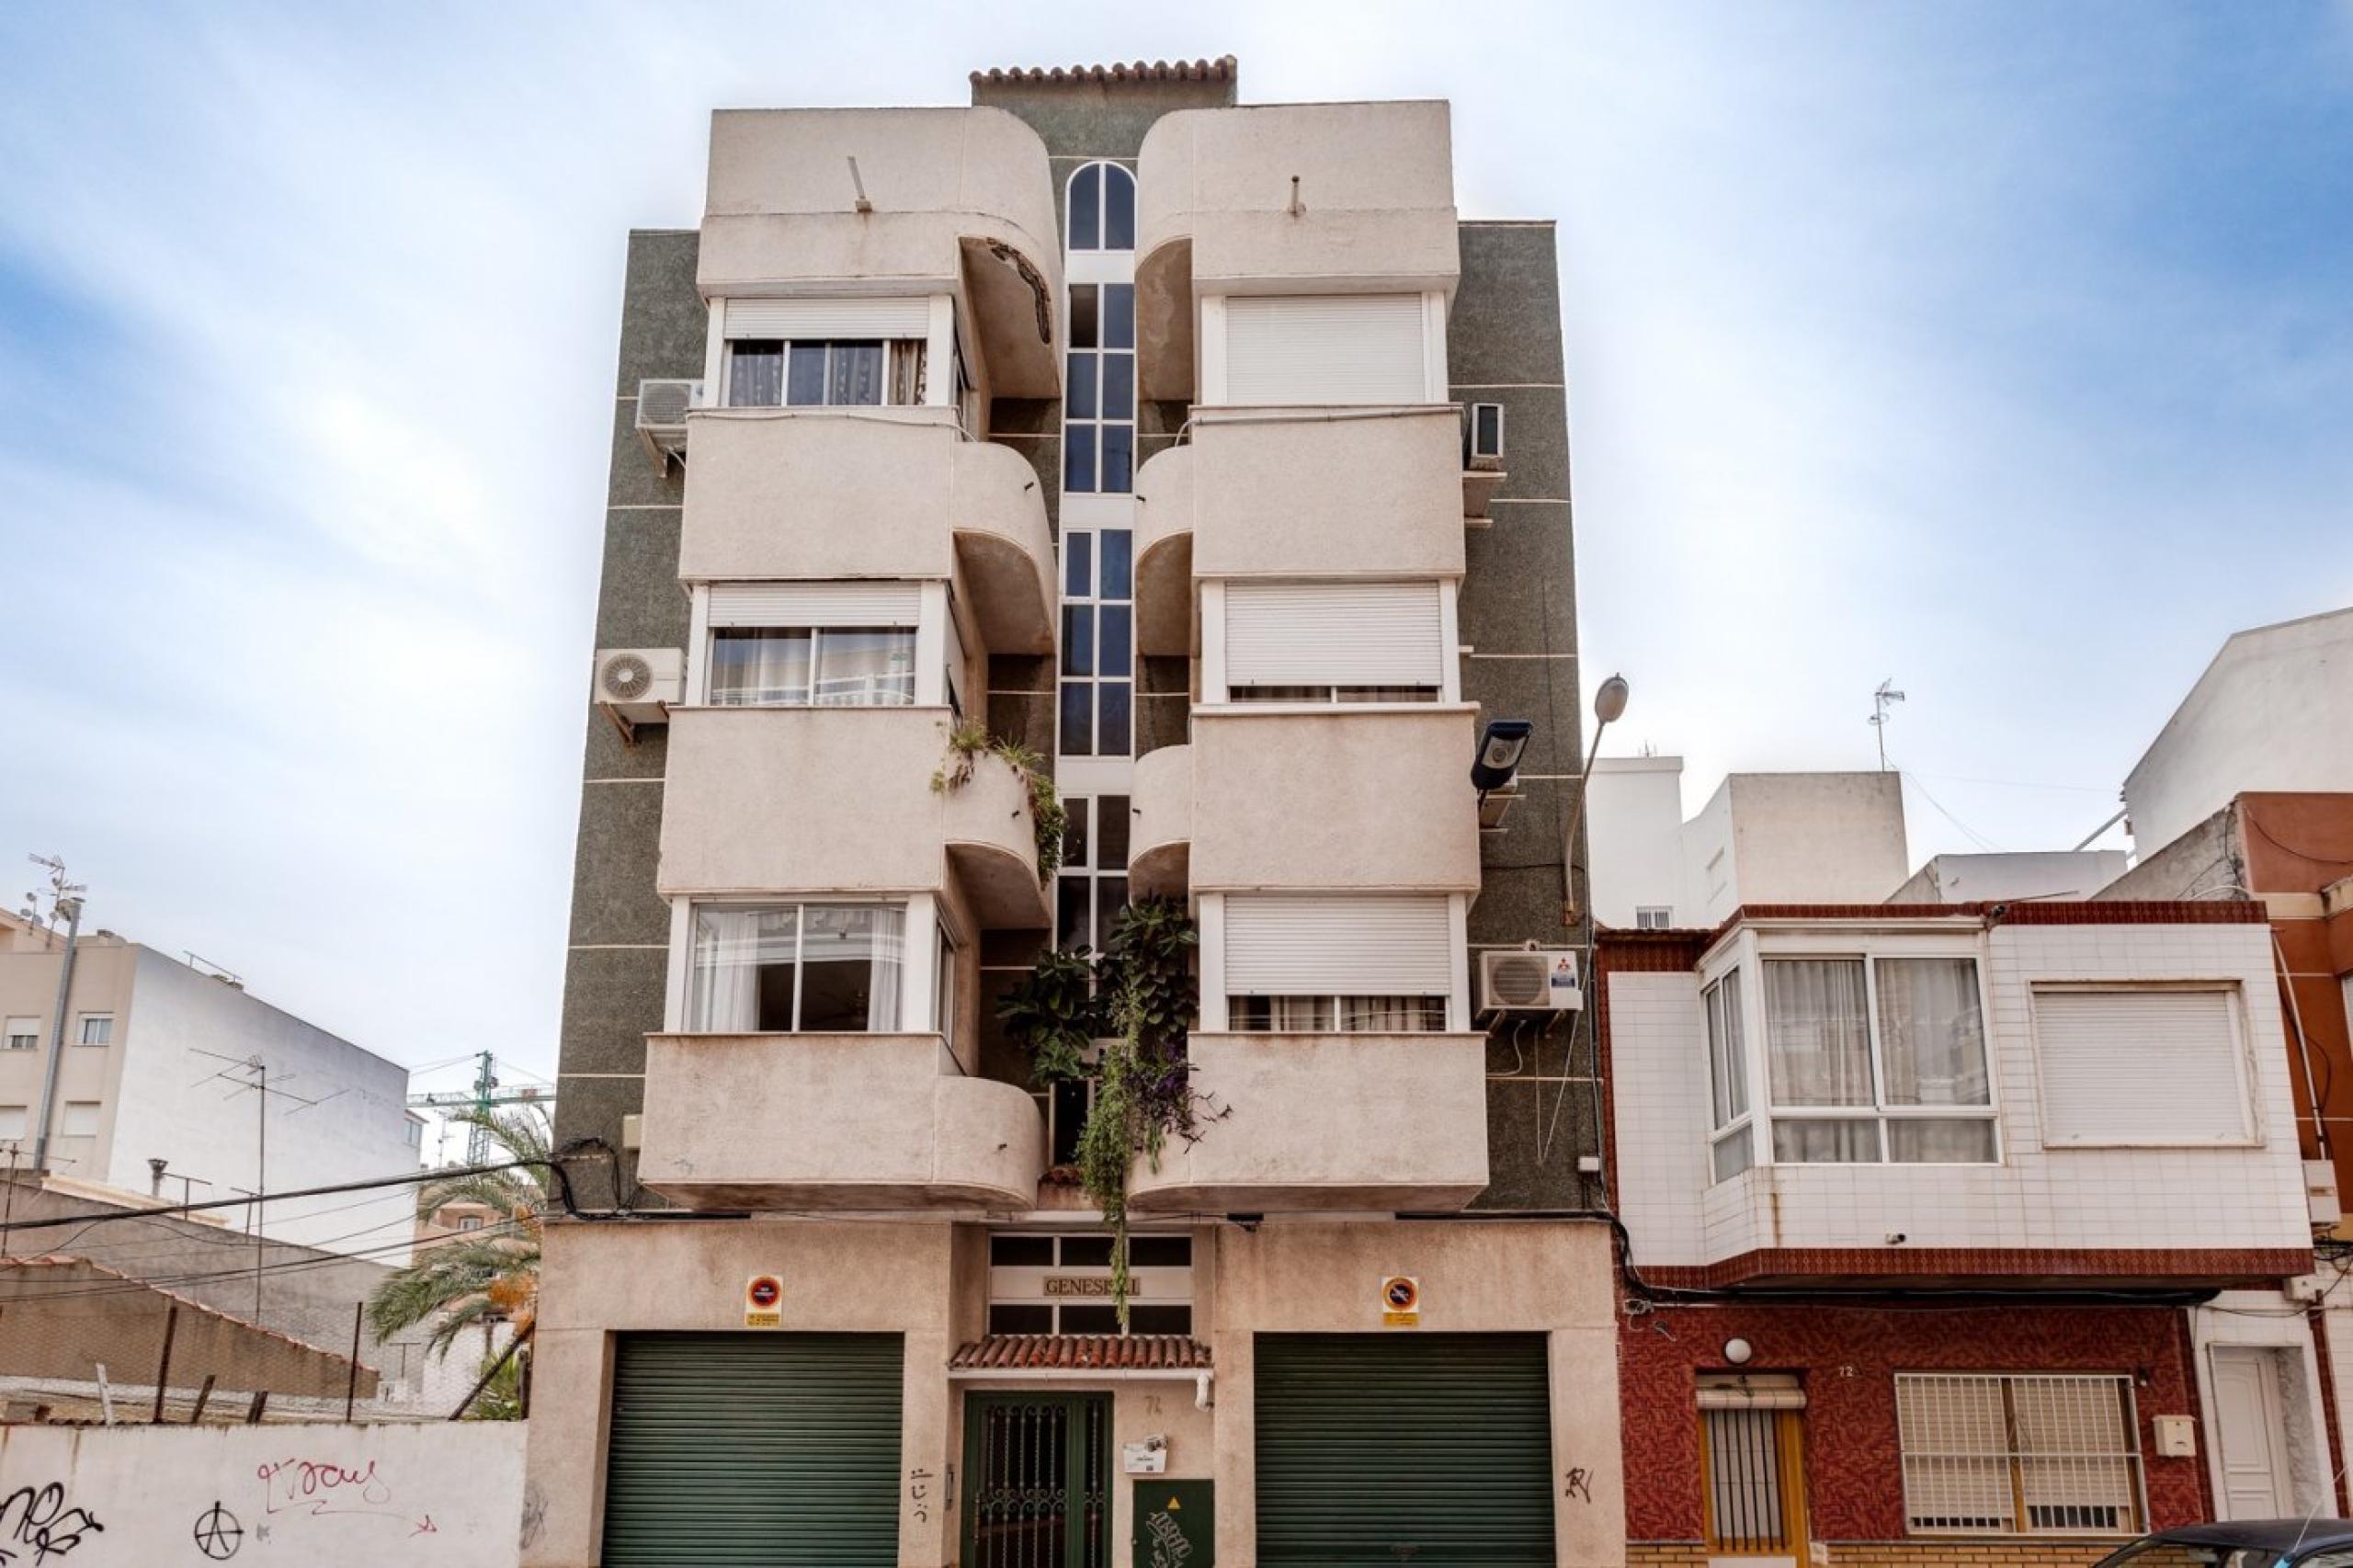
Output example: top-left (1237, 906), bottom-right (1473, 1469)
top-left (1065, 161), bottom-right (1136, 252)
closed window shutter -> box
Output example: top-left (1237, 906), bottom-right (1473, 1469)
top-left (722, 297), bottom-right (933, 339)
top-left (2034, 988), bottom-right (2248, 1143)
top-left (1224, 895), bottom-right (1451, 995)
top-left (1224, 294), bottom-right (1427, 404)
top-left (1225, 582), bottom-right (1444, 688)
top-left (709, 582), bottom-right (922, 627)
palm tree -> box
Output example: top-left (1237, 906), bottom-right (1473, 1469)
top-left (367, 1105), bottom-right (549, 1359)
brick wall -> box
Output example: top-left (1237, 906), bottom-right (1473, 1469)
top-left (1620, 1299), bottom-right (2210, 1547)
top-left (1632, 1542), bottom-right (2143, 1568)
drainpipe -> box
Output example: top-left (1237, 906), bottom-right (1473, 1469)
top-left (29, 895), bottom-right (84, 1176)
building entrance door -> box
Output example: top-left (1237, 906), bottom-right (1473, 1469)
top-left (2211, 1346), bottom-right (2295, 1518)
top-left (1700, 1374), bottom-right (1810, 1566)
top-left (962, 1392), bottom-right (1111, 1568)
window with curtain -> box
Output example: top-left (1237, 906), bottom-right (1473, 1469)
top-left (1704, 971), bottom-right (1753, 1182)
top-left (722, 339), bottom-right (920, 407)
top-left (687, 903), bottom-right (904, 1033)
top-left (708, 627), bottom-right (915, 707)
top-left (1229, 995), bottom-right (1446, 1033)
top-left (1758, 953), bottom-right (1996, 1165)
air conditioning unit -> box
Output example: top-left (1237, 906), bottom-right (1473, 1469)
top-left (593, 647), bottom-right (684, 732)
top-left (634, 379), bottom-right (703, 472)
top-left (1479, 948), bottom-right (1581, 1014)
top-left (1464, 401), bottom-right (1506, 469)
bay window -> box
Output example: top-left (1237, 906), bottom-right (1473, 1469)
top-left (1708, 946), bottom-right (1996, 1175)
top-left (687, 903), bottom-right (904, 1033)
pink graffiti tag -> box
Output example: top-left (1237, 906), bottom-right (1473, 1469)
top-left (412, 1515), bottom-right (438, 1537)
top-left (254, 1458), bottom-right (406, 1526)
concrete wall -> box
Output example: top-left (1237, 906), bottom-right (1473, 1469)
top-left (1688, 771), bottom-right (1910, 923)
top-left (1587, 756), bottom-right (1690, 927)
top-left (1611, 916), bottom-right (2311, 1268)
top-left (1893, 850), bottom-right (2131, 904)
top-left (2125, 608), bottom-right (2353, 857)
top-left (0, 1421), bottom-right (524, 1568)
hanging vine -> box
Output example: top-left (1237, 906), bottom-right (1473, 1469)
top-left (997, 896), bottom-right (1222, 1324)
top-left (932, 722), bottom-right (1065, 884)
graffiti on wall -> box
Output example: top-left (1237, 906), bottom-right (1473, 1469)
top-left (252, 1455), bottom-right (436, 1538)
top-left (0, 1483), bottom-right (106, 1565)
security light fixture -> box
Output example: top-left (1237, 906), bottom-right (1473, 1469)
top-left (1723, 1337), bottom-right (1755, 1366)
top-left (1472, 720), bottom-right (1534, 795)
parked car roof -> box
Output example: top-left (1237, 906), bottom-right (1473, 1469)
top-left (2140, 1521), bottom-right (2353, 1555)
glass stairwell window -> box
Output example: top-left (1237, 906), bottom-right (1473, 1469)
top-left (1059, 530), bottom-right (1133, 756)
top-left (1063, 284), bottom-right (1135, 494)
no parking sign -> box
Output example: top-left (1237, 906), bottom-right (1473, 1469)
top-left (745, 1273), bottom-right (784, 1329)
top-left (1380, 1275), bottom-right (1420, 1328)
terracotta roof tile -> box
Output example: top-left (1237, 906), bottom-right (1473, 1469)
top-left (970, 57), bottom-right (1237, 87)
top-left (950, 1335), bottom-right (1211, 1370)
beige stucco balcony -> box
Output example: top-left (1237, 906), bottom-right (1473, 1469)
top-left (1129, 1031), bottom-right (1488, 1212)
top-left (699, 108), bottom-right (1062, 395)
top-left (1129, 744), bottom-right (1192, 900)
top-left (637, 1032), bottom-right (1044, 1210)
top-left (1133, 101), bottom-right (1461, 400)
top-left (1131, 411), bottom-right (1465, 657)
top-left (1186, 706), bottom-right (1481, 894)
top-left (658, 706), bottom-right (1051, 929)
top-left (679, 408), bottom-right (1055, 655)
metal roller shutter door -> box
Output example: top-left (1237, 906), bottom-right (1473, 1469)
top-left (1256, 1333), bottom-right (1552, 1567)
top-left (722, 297), bottom-right (932, 338)
top-left (601, 1332), bottom-right (904, 1567)
top-left (1223, 581), bottom-right (1446, 689)
top-left (1223, 294), bottom-right (1427, 405)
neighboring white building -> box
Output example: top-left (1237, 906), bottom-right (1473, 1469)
top-left (0, 910), bottom-right (419, 1257)
top-left (2123, 605), bottom-right (2353, 857)
top-left (1587, 762), bottom-right (1909, 928)
top-left (1891, 849), bottom-right (2131, 904)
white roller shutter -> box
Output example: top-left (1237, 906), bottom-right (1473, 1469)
top-left (722, 297), bottom-right (933, 339)
top-left (709, 581), bottom-right (922, 627)
top-left (1224, 895), bottom-right (1451, 995)
top-left (1225, 582), bottom-right (1445, 688)
top-left (2033, 988), bottom-right (2250, 1144)
top-left (1224, 294), bottom-right (1427, 404)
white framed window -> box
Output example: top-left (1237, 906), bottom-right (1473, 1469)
top-left (1466, 401), bottom-right (1506, 462)
top-left (685, 902), bottom-right (906, 1034)
top-left (75, 1014), bottom-right (112, 1047)
top-left (934, 921), bottom-right (960, 1053)
top-left (1213, 580), bottom-right (1454, 704)
top-left (987, 1229), bottom-right (1190, 1335)
top-left (456, 1216), bottom-right (484, 1233)
top-left (404, 1119), bottom-right (424, 1150)
top-left (1063, 284), bottom-right (1136, 494)
top-left (3, 1017), bottom-right (38, 1051)
top-left (1058, 532), bottom-right (1133, 756)
top-left (61, 1101), bottom-right (101, 1138)
top-left (1064, 162), bottom-right (1137, 254)
top-left (1895, 1373), bottom-right (2144, 1536)
top-left (1056, 795), bottom-right (1131, 951)
top-left (708, 627), bottom-right (915, 707)
top-left (1705, 971), bottom-right (1754, 1182)
top-left (2032, 986), bottom-right (2252, 1146)
top-left (721, 337), bottom-right (926, 408)
top-left (1217, 894), bottom-right (1460, 1033)
top-left (1635, 906), bottom-right (1675, 930)
top-left (1759, 953), bottom-right (1996, 1164)
top-left (0, 1105), bottom-right (27, 1141)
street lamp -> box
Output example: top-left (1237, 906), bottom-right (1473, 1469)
top-left (1563, 674), bottom-right (1631, 925)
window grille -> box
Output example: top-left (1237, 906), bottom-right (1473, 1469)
top-left (1896, 1373), bottom-right (2143, 1536)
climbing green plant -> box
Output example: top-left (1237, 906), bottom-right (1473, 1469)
top-left (999, 896), bottom-right (1219, 1324)
top-left (932, 722), bottom-right (1065, 883)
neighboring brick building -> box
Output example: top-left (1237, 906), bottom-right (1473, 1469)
top-left (1602, 901), bottom-right (2321, 1568)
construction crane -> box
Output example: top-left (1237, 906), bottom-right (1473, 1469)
top-left (405, 1051), bottom-right (553, 1164)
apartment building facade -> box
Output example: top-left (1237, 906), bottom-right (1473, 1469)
top-left (529, 57), bottom-right (1615, 1568)
top-left (1603, 899), bottom-right (2323, 1568)
top-left (0, 909), bottom-right (420, 1255)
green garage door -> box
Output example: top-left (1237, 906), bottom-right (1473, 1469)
top-left (1256, 1333), bottom-right (1552, 1567)
top-left (602, 1332), bottom-right (904, 1567)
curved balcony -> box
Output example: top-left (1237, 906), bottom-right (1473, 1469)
top-left (1132, 446), bottom-right (1195, 658)
top-left (1129, 1032), bottom-right (1488, 1213)
top-left (638, 1033), bottom-right (1044, 1210)
top-left (699, 108), bottom-right (1063, 395)
top-left (679, 409), bottom-right (1055, 655)
top-left (1129, 744), bottom-right (1193, 900)
top-left (1188, 706), bottom-right (1480, 894)
top-left (1135, 101), bottom-right (1461, 401)
top-left (658, 707), bottom-right (1051, 929)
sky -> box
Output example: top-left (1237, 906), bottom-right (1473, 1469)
top-left (1, 2), bottom-right (2348, 1098)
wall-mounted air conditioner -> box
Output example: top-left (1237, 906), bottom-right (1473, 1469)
top-left (1479, 948), bottom-right (1581, 1014)
top-left (634, 379), bottom-right (703, 472)
top-left (593, 648), bottom-right (684, 733)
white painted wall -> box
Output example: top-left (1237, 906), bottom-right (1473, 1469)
top-left (0, 1421), bottom-right (524, 1568)
top-left (1612, 917), bottom-right (2311, 1267)
top-left (1683, 771), bottom-right (1910, 925)
top-left (1586, 756), bottom-right (1691, 927)
top-left (2126, 607), bottom-right (2353, 857)
top-left (104, 949), bottom-right (418, 1257)
top-left (1893, 850), bottom-right (2132, 903)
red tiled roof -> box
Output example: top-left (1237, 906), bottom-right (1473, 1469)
top-left (971, 57), bottom-right (1237, 86)
top-left (950, 1335), bottom-right (1211, 1370)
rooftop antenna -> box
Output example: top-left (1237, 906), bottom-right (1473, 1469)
top-left (1870, 678), bottom-right (1905, 772)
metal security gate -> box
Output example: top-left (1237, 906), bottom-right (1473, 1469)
top-left (1702, 1408), bottom-right (1808, 1554)
top-left (961, 1392), bottom-right (1111, 1568)
top-left (1255, 1334), bottom-right (1553, 1566)
top-left (601, 1332), bottom-right (904, 1567)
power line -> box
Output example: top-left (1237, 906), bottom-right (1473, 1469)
top-left (0, 1159), bottom-right (538, 1239)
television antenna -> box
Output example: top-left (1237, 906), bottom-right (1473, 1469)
top-left (1869, 679), bottom-right (1906, 772)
